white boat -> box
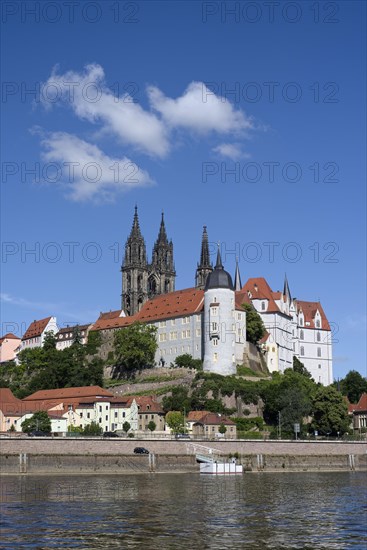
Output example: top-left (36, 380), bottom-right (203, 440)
top-left (200, 461), bottom-right (243, 474)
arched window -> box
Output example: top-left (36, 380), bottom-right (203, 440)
top-left (317, 347), bottom-right (321, 357)
top-left (299, 318), bottom-right (303, 327)
top-left (317, 332), bottom-right (321, 342)
top-left (300, 346), bottom-right (304, 356)
top-left (316, 319), bottom-right (320, 328)
top-left (300, 330), bottom-right (304, 340)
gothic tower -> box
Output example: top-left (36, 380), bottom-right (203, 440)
top-left (195, 226), bottom-right (213, 289)
top-left (121, 207), bottom-right (148, 315)
top-left (148, 212), bottom-right (176, 298)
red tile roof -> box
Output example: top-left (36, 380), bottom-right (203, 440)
top-left (23, 386), bottom-right (114, 401)
top-left (92, 288), bottom-right (205, 331)
top-left (348, 393), bottom-right (367, 413)
top-left (98, 310), bottom-right (124, 320)
top-left (127, 395), bottom-right (164, 414)
top-left (186, 410), bottom-right (211, 422)
top-left (0, 333), bottom-right (21, 345)
top-left (296, 300), bottom-right (330, 330)
top-left (195, 413), bottom-right (236, 426)
top-left (22, 317), bottom-right (52, 340)
top-left (242, 278), bottom-right (281, 313)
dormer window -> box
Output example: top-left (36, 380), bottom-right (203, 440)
top-left (316, 319), bottom-right (321, 328)
top-left (300, 330), bottom-right (304, 340)
top-left (299, 317), bottom-right (303, 327)
top-left (261, 301), bottom-right (266, 311)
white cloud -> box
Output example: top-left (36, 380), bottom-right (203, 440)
top-left (39, 131), bottom-right (153, 202)
top-left (147, 81), bottom-right (253, 134)
top-left (212, 143), bottom-right (251, 161)
top-left (42, 64), bottom-right (169, 157)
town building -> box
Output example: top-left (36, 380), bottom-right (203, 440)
top-left (348, 393), bottom-right (367, 432)
top-left (55, 323), bottom-right (92, 350)
top-left (20, 316), bottom-right (58, 351)
top-left (0, 333), bottom-right (21, 363)
top-left (187, 411), bottom-right (237, 439)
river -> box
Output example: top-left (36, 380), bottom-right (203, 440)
top-left (1, 472), bottom-right (366, 549)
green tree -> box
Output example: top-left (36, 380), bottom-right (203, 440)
top-left (162, 386), bottom-right (191, 413)
top-left (113, 322), bottom-right (158, 378)
top-left (260, 369), bottom-right (314, 436)
top-left (83, 421), bottom-right (102, 436)
top-left (293, 356), bottom-right (312, 379)
top-left (71, 325), bottom-right (82, 346)
top-left (123, 421), bottom-right (131, 434)
top-left (241, 303), bottom-right (266, 345)
top-left (147, 420), bottom-right (156, 432)
top-left (166, 411), bottom-right (185, 434)
top-left (21, 411), bottom-right (51, 433)
top-left (218, 423), bottom-right (227, 435)
top-left (174, 354), bottom-right (203, 370)
top-left (43, 331), bottom-right (57, 351)
top-left (311, 385), bottom-right (350, 436)
top-left (339, 370), bottom-right (367, 404)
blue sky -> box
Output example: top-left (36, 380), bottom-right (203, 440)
top-left (1, 1), bottom-right (366, 380)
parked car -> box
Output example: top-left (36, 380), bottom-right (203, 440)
top-left (28, 430), bottom-right (51, 437)
top-left (134, 447), bottom-right (149, 454)
top-left (103, 431), bottom-right (119, 438)
top-left (175, 433), bottom-right (191, 439)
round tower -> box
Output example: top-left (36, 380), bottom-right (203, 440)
top-left (203, 248), bottom-right (236, 375)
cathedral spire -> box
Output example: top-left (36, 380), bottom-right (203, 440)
top-left (129, 205), bottom-right (143, 239)
top-left (283, 273), bottom-right (292, 302)
top-left (195, 226), bottom-right (213, 289)
top-left (157, 211), bottom-right (168, 244)
top-left (234, 258), bottom-right (242, 291)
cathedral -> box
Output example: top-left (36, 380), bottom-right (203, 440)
top-left (92, 207), bottom-right (334, 384)
top-left (121, 208), bottom-right (214, 315)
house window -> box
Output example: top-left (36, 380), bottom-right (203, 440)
top-left (122, 412), bottom-right (125, 418)
top-left (317, 347), bottom-right (321, 357)
top-left (115, 411), bottom-right (118, 418)
top-left (318, 364), bottom-right (321, 369)
top-left (300, 330), bottom-right (304, 340)
top-left (99, 406), bottom-right (102, 412)
top-left (211, 307), bottom-right (218, 316)
top-left (151, 415), bottom-right (154, 419)
top-left (300, 346), bottom-right (304, 356)
top-left (317, 332), bottom-right (321, 342)
top-left (316, 320), bottom-right (321, 328)
top-left (105, 415), bottom-right (108, 421)
top-left (299, 318), bottom-right (303, 327)
top-left (145, 415), bottom-right (148, 419)
top-left (99, 418), bottom-right (102, 423)
top-left (87, 413), bottom-right (90, 419)
top-left (80, 413), bottom-right (83, 418)
top-left (213, 353), bottom-right (218, 362)
top-left (171, 319), bottom-right (176, 326)
top-left (261, 301), bottom-right (265, 311)
top-left (237, 313), bottom-right (242, 320)
top-left (213, 338), bottom-right (218, 347)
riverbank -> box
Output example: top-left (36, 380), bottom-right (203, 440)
top-left (1, 439), bottom-right (366, 474)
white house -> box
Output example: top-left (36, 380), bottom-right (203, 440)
top-left (20, 316), bottom-right (59, 351)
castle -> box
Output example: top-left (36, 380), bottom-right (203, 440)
top-left (92, 208), bottom-right (333, 385)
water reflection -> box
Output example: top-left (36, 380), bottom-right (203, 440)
top-left (1, 472), bottom-right (366, 549)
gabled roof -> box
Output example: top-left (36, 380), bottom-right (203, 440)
top-left (22, 317), bottom-right (52, 340)
top-left (242, 278), bottom-right (281, 313)
top-left (348, 393), bottom-right (367, 413)
top-left (126, 395), bottom-right (164, 414)
top-left (186, 410), bottom-right (211, 422)
top-left (0, 333), bottom-right (21, 345)
top-left (296, 300), bottom-right (330, 330)
top-left (194, 413), bottom-right (236, 426)
top-left (23, 386), bottom-right (114, 401)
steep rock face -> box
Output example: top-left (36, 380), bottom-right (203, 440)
top-left (242, 342), bottom-right (268, 374)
